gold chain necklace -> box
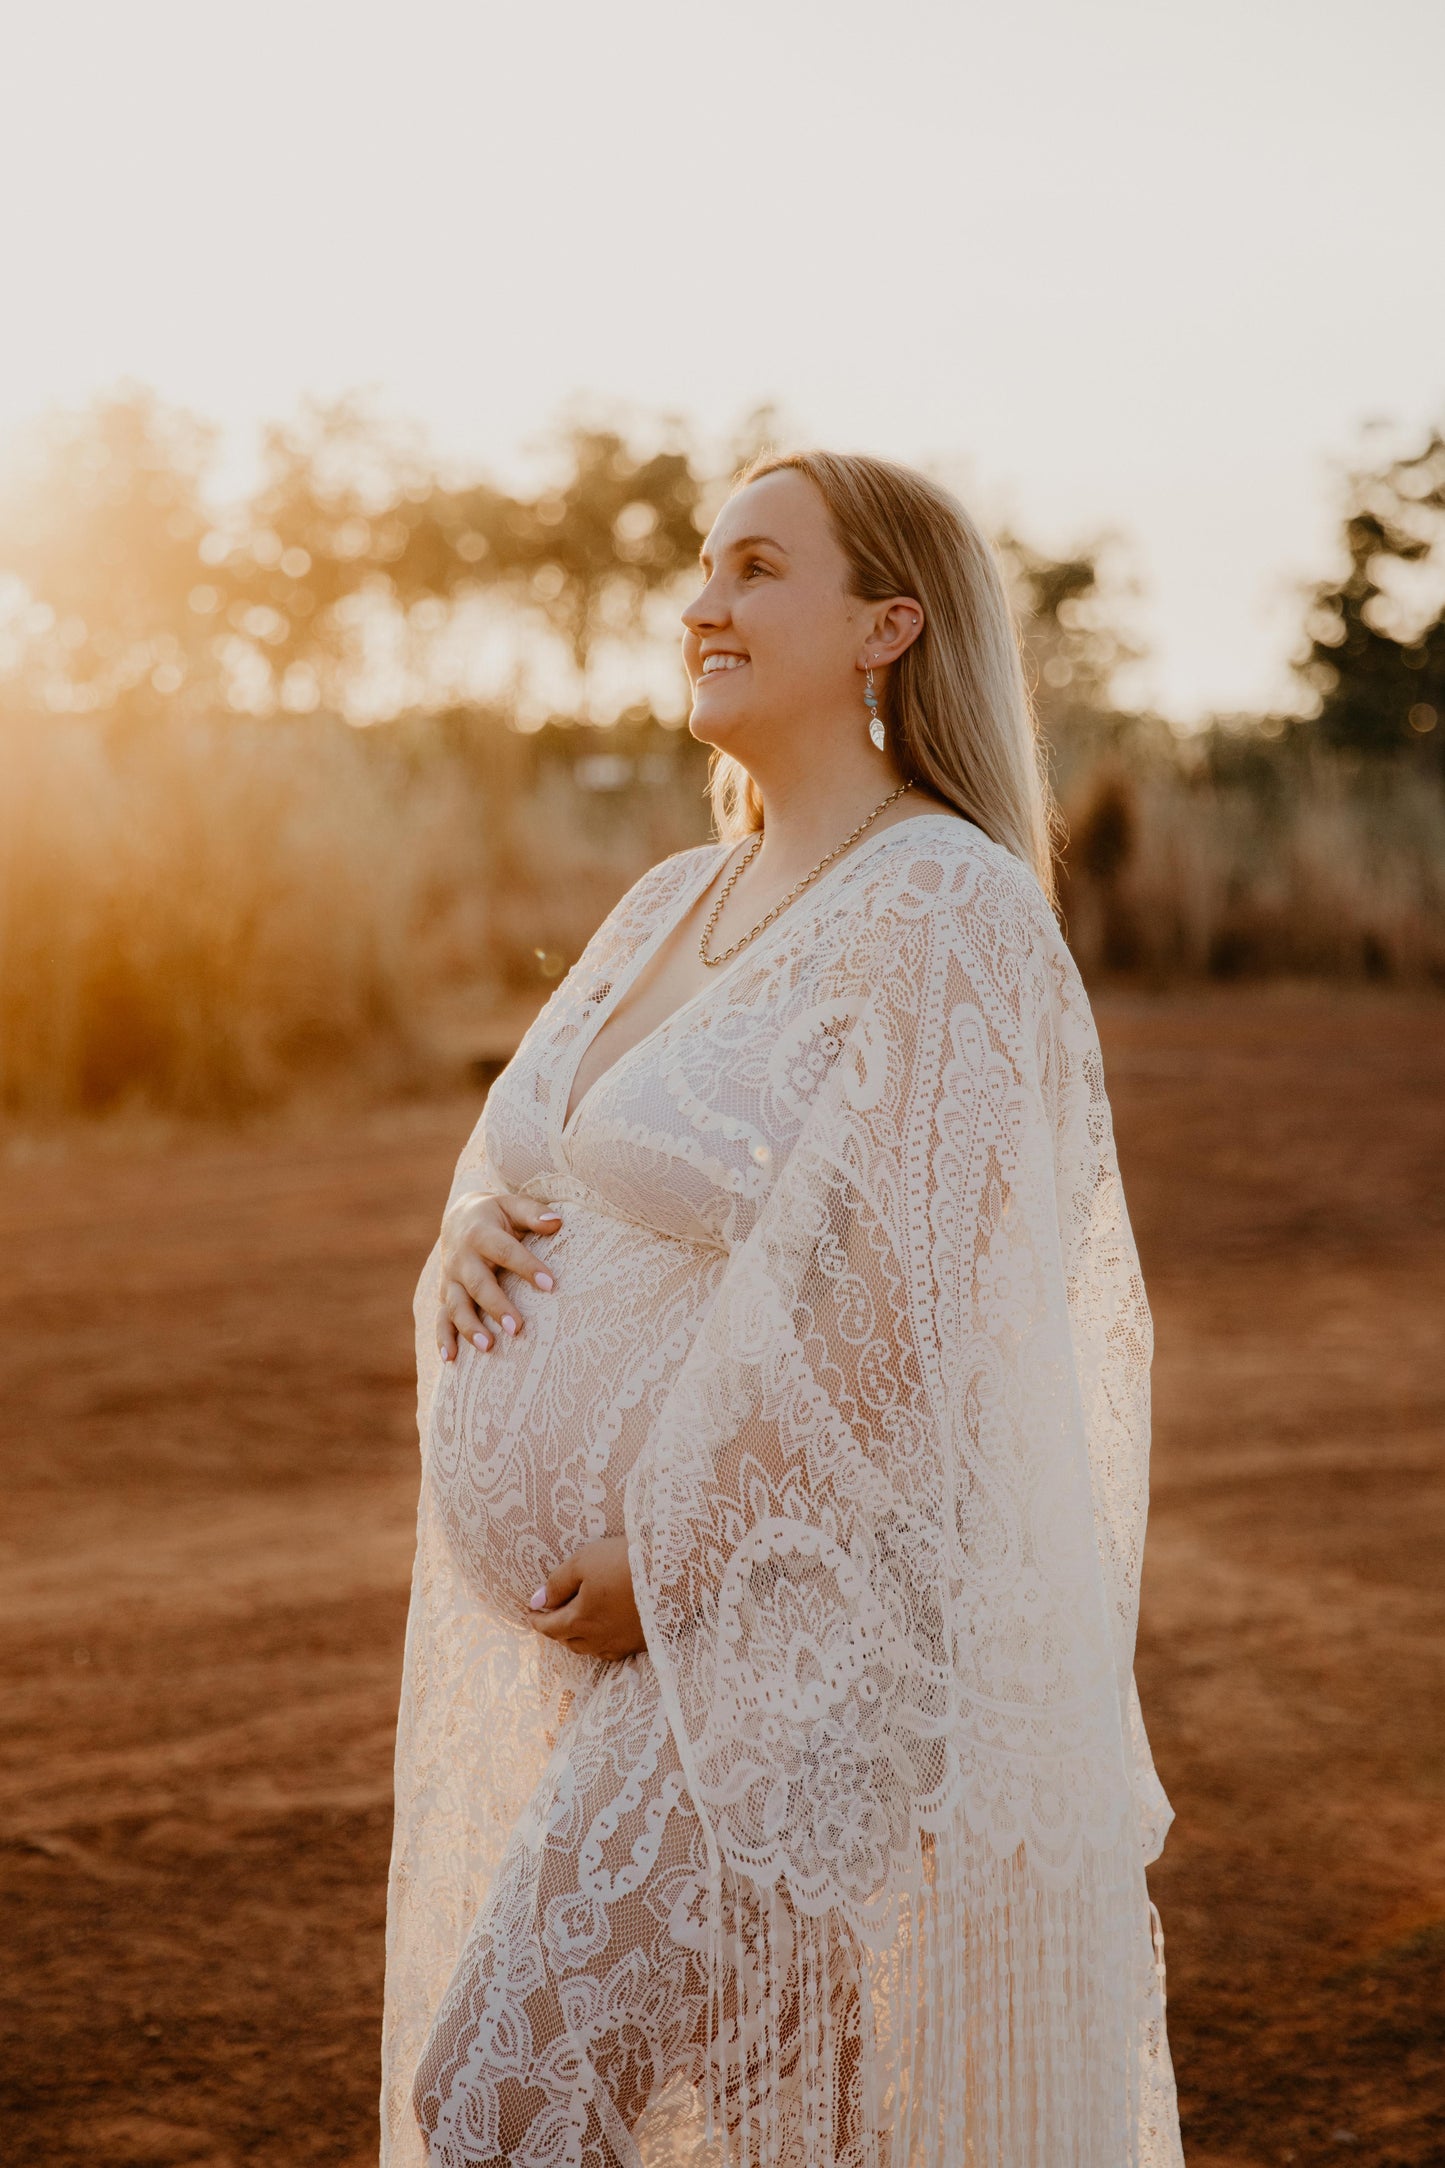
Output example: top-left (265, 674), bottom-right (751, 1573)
top-left (698, 782), bottom-right (915, 968)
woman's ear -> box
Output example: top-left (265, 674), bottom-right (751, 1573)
top-left (863, 598), bottom-right (925, 669)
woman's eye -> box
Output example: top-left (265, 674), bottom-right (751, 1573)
top-left (743, 560), bottom-right (770, 579)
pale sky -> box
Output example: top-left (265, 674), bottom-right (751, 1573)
top-left (2, 0), bottom-right (1442, 723)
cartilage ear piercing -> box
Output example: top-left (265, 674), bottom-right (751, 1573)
top-left (864, 663), bottom-right (886, 750)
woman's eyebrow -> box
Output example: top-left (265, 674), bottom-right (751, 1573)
top-left (698, 534), bottom-right (790, 571)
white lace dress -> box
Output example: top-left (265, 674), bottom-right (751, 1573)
top-left (382, 814), bottom-right (1184, 2168)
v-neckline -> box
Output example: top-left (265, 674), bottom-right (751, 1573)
top-left (556, 810), bottom-right (968, 1146)
top-left (558, 836), bottom-right (736, 1144)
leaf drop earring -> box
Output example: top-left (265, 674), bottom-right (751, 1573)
top-left (864, 663), bottom-right (886, 750)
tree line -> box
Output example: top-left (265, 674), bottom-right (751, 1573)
top-left (3, 383), bottom-right (1438, 765)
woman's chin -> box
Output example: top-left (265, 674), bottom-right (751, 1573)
top-left (687, 698), bottom-right (755, 753)
top-left (688, 669), bottom-right (754, 720)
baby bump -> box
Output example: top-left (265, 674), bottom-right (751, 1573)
top-left (425, 1204), bottom-right (726, 1622)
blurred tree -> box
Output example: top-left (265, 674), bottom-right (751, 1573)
top-left (426, 420), bottom-right (706, 719)
top-left (0, 388), bottom-right (1177, 761)
top-left (995, 528), bottom-right (1155, 780)
top-left (0, 385), bottom-right (223, 715)
top-left (219, 403), bottom-right (710, 722)
top-left (0, 391), bottom-right (714, 727)
top-left (1061, 762), bottom-right (1142, 971)
top-left (210, 390), bottom-right (454, 716)
top-left (1296, 425), bottom-right (1445, 762)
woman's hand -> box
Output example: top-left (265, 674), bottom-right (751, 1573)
top-left (436, 1189), bottom-right (562, 1360)
top-left (527, 1538), bottom-right (647, 1662)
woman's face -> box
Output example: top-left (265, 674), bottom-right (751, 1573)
top-left (681, 469), bottom-right (877, 758)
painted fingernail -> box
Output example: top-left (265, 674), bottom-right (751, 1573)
top-left (535, 1271), bottom-right (554, 1291)
top-left (501, 1315), bottom-right (518, 1335)
top-left (473, 1332), bottom-right (491, 1351)
top-left (439, 1345), bottom-right (453, 1361)
top-left (529, 1586), bottom-right (548, 1611)
top-left (541, 1205), bottom-right (562, 1218)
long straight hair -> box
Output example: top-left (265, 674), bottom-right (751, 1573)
top-left (707, 449), bottom-right (1059, 905)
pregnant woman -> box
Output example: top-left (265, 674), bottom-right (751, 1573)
top-left (381, 452), bottom-right (1184, 2167)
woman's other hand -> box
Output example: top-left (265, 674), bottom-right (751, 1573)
top-left (436, 1190), bottom-right (561, 1360)
top-left (527, 1538), bottom-right (646, 1662)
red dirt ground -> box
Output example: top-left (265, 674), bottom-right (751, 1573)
top-left (1, 987), bottom-right (1441, 2168)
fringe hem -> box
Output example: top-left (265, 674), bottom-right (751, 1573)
top-left (696, 1814), bottom-right (1177, 2168)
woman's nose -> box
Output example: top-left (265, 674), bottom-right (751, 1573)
top-left (681, 577), bottom-right (726, 633)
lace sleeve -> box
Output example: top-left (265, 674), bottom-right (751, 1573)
top-left (625, 833), bottom-right (1177, 2164)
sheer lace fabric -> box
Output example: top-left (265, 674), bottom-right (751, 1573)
top-left (382, 814), bottom-right (1183, 2167)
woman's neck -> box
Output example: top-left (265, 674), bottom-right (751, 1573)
top-left (738, 759), bottom-right (950, 887)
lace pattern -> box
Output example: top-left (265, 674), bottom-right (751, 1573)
top-left (382, 815), bottom-right (1183, 2166)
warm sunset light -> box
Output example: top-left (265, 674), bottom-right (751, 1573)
top-left (2, 9), bottom-right (1441, 2167)
top-left (1, 0), bottom-right (1442, 722)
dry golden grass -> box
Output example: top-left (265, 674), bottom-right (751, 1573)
top-left (0, 715), bottom-right (431, 1115)
top-left (1060, 759), bottom-right (1445, 982)
top-left (3, 711), bottom-right (1441, 1116)
top-left (0, 711), bottom-right (712, 1117)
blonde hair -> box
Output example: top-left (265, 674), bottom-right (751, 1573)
top-left (707, 449), bottom-right (1059, 905)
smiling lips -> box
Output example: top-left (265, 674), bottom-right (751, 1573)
top-left (700, 652), bottom-right (748, 678)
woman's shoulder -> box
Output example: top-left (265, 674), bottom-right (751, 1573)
top-left (581, 840), bottom-right (725, 955)
top-left (661, 838), bottom-right (732, 878)
top-left (859, 811), bottom-right (1056, 927)
top-left (626, 838), bottom-right (728, 911)
top-left (851, 812), bottom-right (1076, 1003)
